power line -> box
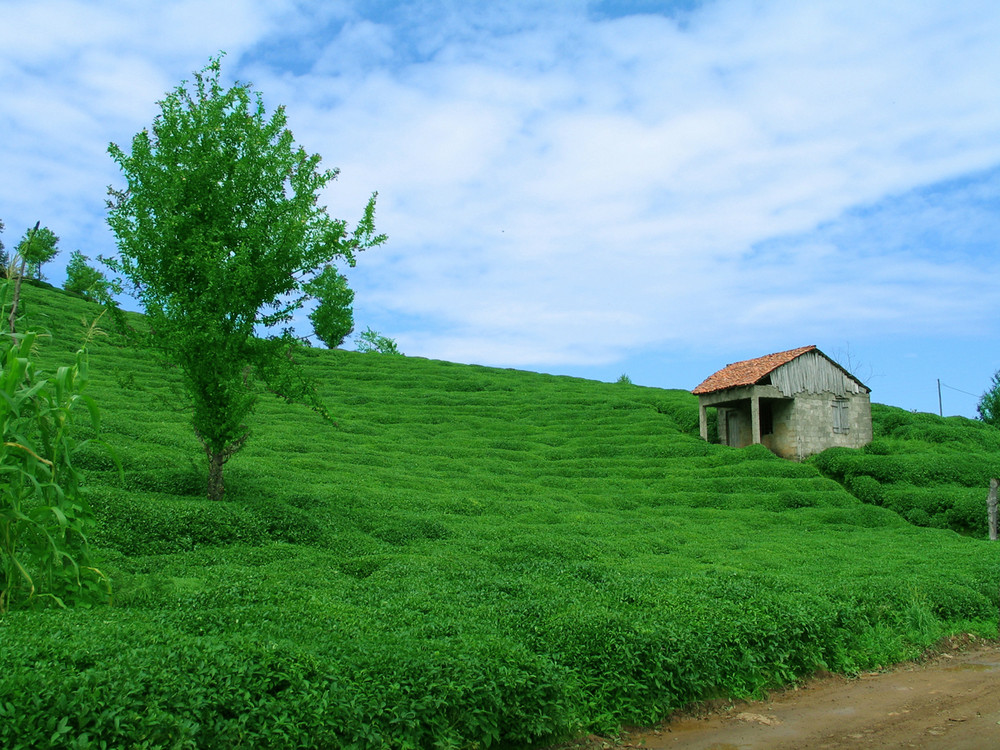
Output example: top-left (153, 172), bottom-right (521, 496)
top-left (940, 382), bottom-right (979, 399)
top-left (937, 379), bottom-right (980, 417)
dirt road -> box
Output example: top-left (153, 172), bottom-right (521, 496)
top-left (558, 638), bottom-right (1000, 750)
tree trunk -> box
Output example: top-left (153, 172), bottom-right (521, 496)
top-left (207, 448), bottom-right (226, 502)
top-left (8, 258), bottom-right (27, 335)
top-left (9, 222), bottom-right (38, 335)
top-left (198, 430), bottom-right (246, 502)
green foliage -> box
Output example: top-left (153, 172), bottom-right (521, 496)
top-left (845, 474), bottom-right (884, 505)
top-left (356, 326), bottom-right (401, 355)
top-left (63, 251), bottom-right (119, 303)
top-left (1, 285), bottom-right (997, 748)
top-left (616, 373), bottom-right (632, 385)
top-left (0, 284), bottom-right (110, 612)
top-left (306, 266), bottom-right (354, 348)
top-left (977, 369), bottom-right (1000, 427)
top-left (811, 404), bottom-right (1000, 536)
top-left (105, 56), bottom-right (385, 500)
top-left (15, 224), bottom-right (59, 280)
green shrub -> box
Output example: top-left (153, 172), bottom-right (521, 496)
top-left (812, 409), bottom-right (1000, 537)
top-left (846, 474), bottom-right (884, 506)
top-left (245, 499), bottom-right (328, 545)
top-left (3, 284), bottom-right (999, 748)
top-left (91, 490), bottom-right (266, 555)
top-left (862, 439), bottom-right (891, 455)
top-left (945, 493), bottom-right (989, 536)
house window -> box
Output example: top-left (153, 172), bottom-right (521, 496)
top-left (832, 398), bottom-right (849, 434)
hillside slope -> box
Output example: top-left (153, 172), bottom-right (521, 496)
top-left (2, 284), bottom-right (997, 749)
top-left (812, 404), bottom-right (1000, 536)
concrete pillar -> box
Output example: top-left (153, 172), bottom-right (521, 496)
top-left (699, 402), bottom-right (708, 441)
top-left (751, 392), bottom-right (761, 445)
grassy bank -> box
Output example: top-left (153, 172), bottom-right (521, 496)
top-left (812, 405), bottom-right (1000, 536)
top-left (1, 284), bottom-right (997, 748)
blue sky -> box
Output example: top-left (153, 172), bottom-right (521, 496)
top-left (2, 0), bottom-right (999, 417)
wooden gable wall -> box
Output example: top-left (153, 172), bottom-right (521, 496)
top-left (768, 350), bottom-right (867, 398)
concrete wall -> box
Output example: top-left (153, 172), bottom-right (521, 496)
top-left (786, 391), bottom-right (872, 459)
top-left (714, 390), bottom-right (871, 460)
top-left (762, 398), bottom-right (796, 459)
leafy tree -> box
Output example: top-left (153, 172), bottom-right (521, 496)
top-left (15, 225), bottom-right (59, 280)
top-left (977, 369), bottom-right (1000, 427)
top-left (64, 251), bottom-right (118, 302)
top-left (306, 266), bottom-right (355, 348)
top-left (356, 327), bottom-right (401, 355)
top-left (105, 57), bottom-right (385, 500)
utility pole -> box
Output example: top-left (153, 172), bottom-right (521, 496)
top-left (937, 378), bottom-right (943, 417)
top-left (988, 478), bottom-right (998, 541)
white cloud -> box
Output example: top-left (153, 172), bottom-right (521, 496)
top-left (0, 0), bottom-right (302, 258)
top-left (1, 0), bottom-right (999, 413)
top-left (313, 0), bottom-right (1000, 369)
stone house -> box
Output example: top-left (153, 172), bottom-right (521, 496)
top-left (692, 345), bottom-right (872, 460)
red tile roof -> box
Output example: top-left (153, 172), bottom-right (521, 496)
top-left (692, 345), bottom-right (817, 395)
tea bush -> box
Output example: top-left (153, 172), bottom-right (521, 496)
top-left (1, 285), bottom-right (997, 748)
top-left (90, 488), bottom-right (268, 554)
top-left (812, 405), bottom-right (1000, 535)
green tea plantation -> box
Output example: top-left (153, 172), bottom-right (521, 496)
top-left (1, 284), bottom-right (997, 749)
top-left (812, 405), bottom-right (1000, 536)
